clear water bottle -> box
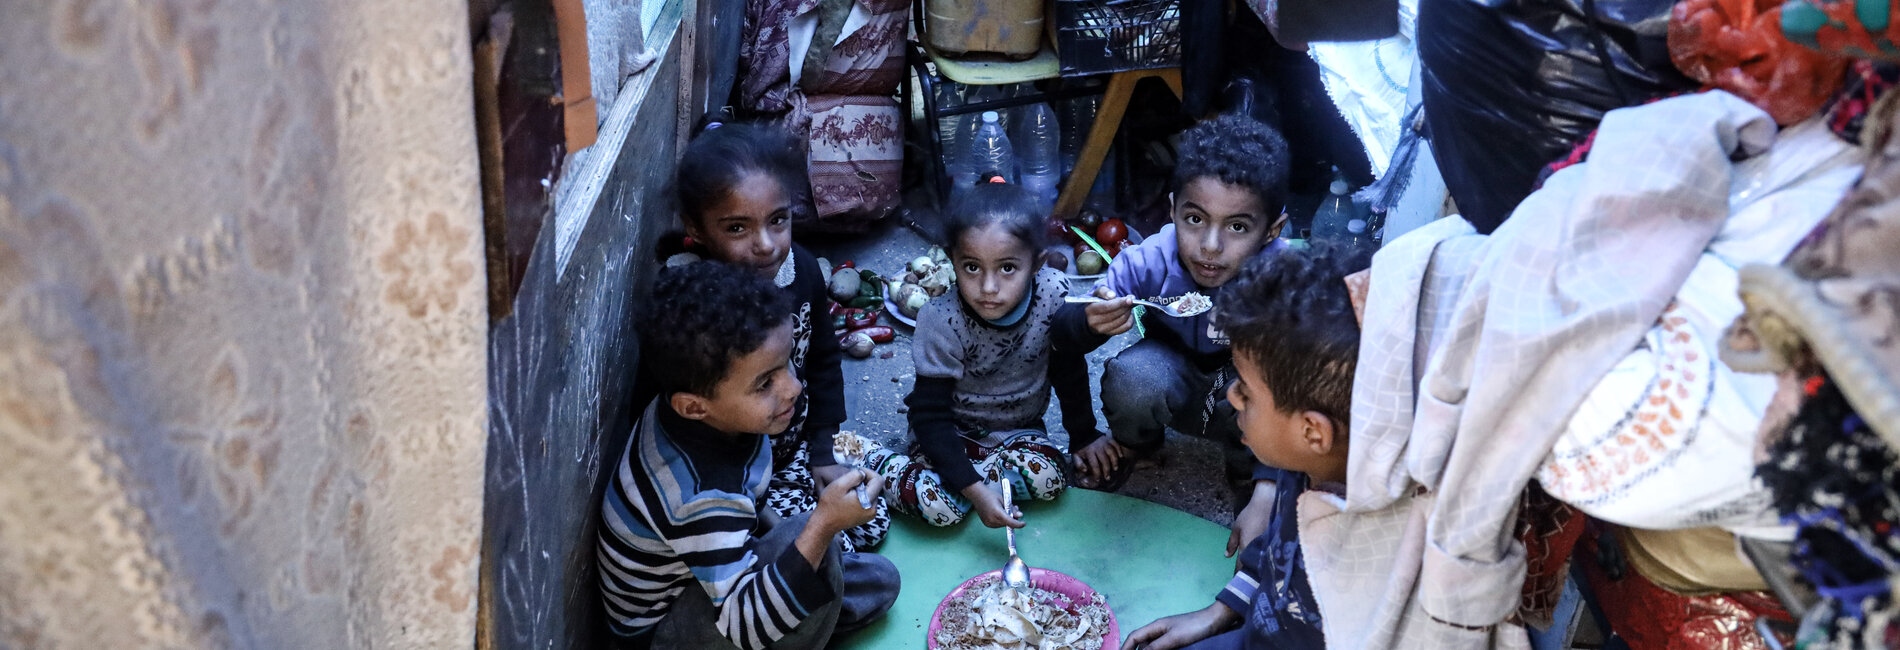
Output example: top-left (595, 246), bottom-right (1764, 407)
top-left (969, 110), bottom-right (1017, 184)
top-left (946, 112), bottom-right (982, 200)
top-left (935, 82), bottom-right (964, 152)
top-left (1059, 95), bottom-right (1097, 178)
top-left (988, 84), bottom-right (1018, 134)
top-left (1312, 169), bottom-right (1372, 249)
top-left (1016, 102), bottom-right (1061, 211)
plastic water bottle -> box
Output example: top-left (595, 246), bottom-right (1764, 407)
top-left (1312, 169), bottom-right (1372, 249)
top-left (947, 111), bottom-right (984, 200)
top-left (1060, 95), bottom-right (1098, 178)
top-left (969, 111), bottom-right (1017, 184)
top-left (1016, 103), bottom-right (1061, 211)
top-left (935, 83), bottom-right (965, 153)
top-left (986, 85), bottom-right (1017, 134)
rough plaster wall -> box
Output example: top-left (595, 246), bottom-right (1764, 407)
top-left (481, 7), bottom-right (685, 648)
top-left (0, 0), bottom-right (487, 648)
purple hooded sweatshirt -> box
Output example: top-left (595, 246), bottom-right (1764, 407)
top-left (1089, 223), bottom-right (1288, 371)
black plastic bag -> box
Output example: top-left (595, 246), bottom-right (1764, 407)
top-left (1418, 0), bottom-right (1697, 233)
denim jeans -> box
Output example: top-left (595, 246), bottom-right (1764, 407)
top-left (1100, 339), bottom-right (1253, 481)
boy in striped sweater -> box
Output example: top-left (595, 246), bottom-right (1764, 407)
top-left (599, 262), bottom-right (899, 650)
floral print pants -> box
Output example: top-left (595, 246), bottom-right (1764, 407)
top-left (836, 430), bottom-right (1068, 527)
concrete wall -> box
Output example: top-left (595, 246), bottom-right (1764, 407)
top-left (478, 1), bottom-right (689, 647)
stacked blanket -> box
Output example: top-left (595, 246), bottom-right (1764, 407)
top-left (1300, 91), bottom-right (1865, 648)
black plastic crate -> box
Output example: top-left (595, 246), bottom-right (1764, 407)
top-left (1055, 0), bottom-right (1183, 76)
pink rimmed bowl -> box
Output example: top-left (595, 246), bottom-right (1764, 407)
top-left (926, 568), bottom-right (1120, 649)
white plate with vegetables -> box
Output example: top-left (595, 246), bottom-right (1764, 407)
top-left (883, 293), bottom-right (919, 328)
top-left (883, 247), bottom-right (953, 328)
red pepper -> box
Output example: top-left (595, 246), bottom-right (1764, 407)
top-left (833, 307), bottom-right (861, 331)
top-left (829, 301), bottom-right (847, 316)
top-left (845, 310), bottom-right (880, 330)
top-left (855, 326), bottom-right (895, 343)
top-left (833, 260), bottom-right (856, 272)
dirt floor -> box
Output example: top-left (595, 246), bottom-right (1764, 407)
top-left (806, 214), bottom-right (1245, 528)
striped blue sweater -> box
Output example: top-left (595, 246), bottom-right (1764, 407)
top-left (598, 401), bottom-right (833, 648)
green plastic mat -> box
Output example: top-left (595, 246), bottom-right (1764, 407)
top-left (836, 488), bottom-right (1235, 649)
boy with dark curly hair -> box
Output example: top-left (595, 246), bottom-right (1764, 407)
top-left (1065, 114), bottom-right (1291, 516)
top-left (598, 262), bottom-right (898, 650)
top-left (1120, 242), bottom-right (1367, 650)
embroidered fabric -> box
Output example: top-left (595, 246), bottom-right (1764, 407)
top-left (1759, 378), bottom-right (1900, 646)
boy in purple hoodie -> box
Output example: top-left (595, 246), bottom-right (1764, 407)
top-left (1060, 114), bottom-right (1289, 525)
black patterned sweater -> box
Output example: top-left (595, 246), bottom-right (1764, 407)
top-left (774, 242), bottom-right (845, 469)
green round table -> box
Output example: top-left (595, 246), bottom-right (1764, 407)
top-left (836, 488), bottom-right (1236, 649)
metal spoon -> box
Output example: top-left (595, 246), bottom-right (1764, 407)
top-left (1000, 480), bottom-right (1031, 590)
top-left (1064, 294), bottom-right (1210, 318)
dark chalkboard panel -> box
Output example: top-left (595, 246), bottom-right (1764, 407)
top-left (479, 4), bottom-right (685, 647)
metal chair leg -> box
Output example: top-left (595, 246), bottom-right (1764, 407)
top-left (907, 43), bottom-right (949, 207)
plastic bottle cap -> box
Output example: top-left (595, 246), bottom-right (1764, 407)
top-left (1347, 219), bottom-right (1367, 234)
top-left (982, 111), bottom-right (1000, 123)
top-left (1330, 179), bottom-right (1349, 195)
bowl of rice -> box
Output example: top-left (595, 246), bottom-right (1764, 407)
top-left (927, 568), bottom-right (1118, 650)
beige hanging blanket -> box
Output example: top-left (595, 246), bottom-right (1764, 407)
top-left (0, 0), bottom-right (488, 647)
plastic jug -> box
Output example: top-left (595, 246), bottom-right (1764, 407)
top-left (925, 0), bottom-right (1045, 58)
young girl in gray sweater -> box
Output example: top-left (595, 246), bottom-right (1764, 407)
top-left (846, 182), bottom-right (1101, 528)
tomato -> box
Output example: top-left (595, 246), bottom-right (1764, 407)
top-left (1097, 218), bottom-right (1128, 245)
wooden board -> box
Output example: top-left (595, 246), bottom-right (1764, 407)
top-left (837, 488), bottom-right (1235, 649)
